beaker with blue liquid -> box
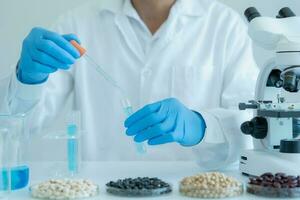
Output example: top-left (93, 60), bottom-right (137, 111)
top-left (0, 128), bottom-right (10, 199)
top-left (0, 114), bottom-right (30, 196)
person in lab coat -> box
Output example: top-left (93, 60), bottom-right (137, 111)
top-left (1, 0), bottom-right (258, 169)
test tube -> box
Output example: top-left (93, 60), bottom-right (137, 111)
top-left (121, 99), bottom-right (147, 154)
top-left (66, 111), bottom-right (81, 176)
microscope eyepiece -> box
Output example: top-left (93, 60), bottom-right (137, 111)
top-left (278, 7), bottom-right (296, 18)
top-left (244, 7), bottom-right (261, 22)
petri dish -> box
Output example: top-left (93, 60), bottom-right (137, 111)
top-left (179, 184), bottom-right (244, 198)
top-left (105, 177), bottom-right (172, 197)
top-left (29, 179), bottom-right (99, 200)
top-left (247, 183), bottom-right (300, 198)
top-left (179, 172), bottom-right (244, 199)
top-left (106, 185), bottom-right (172, 197)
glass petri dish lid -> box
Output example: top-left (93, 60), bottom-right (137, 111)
top-left (179, 183), bottom-right (244, 198)
top-left (29, 179), bottom-right (99, 200)
top-left (106, 184), bottom-right (172, 197)
top-left (247, 183), bottom-right (300, 198)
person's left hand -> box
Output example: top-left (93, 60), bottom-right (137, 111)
top-left (124, 98), bottom-right (206, 146)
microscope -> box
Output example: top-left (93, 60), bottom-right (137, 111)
top-left (239, 7), bottom-right (300, 176)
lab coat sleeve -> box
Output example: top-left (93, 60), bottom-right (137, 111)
top-left (192, 17), bottom-right (259, 170)
top-left (0, 14), bottom-right (76, 133)
top-left (2, 67), bottom-right (46, 115)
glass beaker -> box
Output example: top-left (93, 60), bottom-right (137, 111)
top-left (29, 110), bottom-right (101, 200)
top-left (42, 130), bottom-right (82, 178)
top-left (0, 114), bottom-right (29, 192)
top-left (0, 128), bottom-right (10, 199)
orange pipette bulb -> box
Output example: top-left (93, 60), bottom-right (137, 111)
top-left (70, 40), bottom-right (86, 56)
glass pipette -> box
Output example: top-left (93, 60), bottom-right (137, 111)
top-left (70, 40), bottom-right (146, 154)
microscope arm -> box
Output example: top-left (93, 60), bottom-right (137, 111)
top-left (249, 17), bottom-right (300, 51)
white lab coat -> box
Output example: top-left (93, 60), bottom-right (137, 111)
top-left (1, 0), bottom-right (259, 169)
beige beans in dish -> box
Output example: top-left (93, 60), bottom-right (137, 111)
top-left (179, 172), bottom-right (243, 198)
top-left (30, 179), bottom-right (99, 200)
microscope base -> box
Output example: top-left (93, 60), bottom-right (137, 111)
top-left (239, 149), bottom-right (300, 176)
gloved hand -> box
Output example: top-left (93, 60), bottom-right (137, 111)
top-left (18, 27), bottom-right (81, 84)
top-left (125, 98), bottom-right (206, 146)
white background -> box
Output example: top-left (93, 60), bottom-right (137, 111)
top-left (0, 0), bottom-right (300, 75)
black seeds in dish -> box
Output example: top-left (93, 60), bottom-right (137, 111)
top-left (106, 177), bottom-right (170, 190)
top-left (106, 177), bottom-right (172, 197)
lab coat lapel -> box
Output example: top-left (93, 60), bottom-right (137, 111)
top-left (149, 0), bottom-right (206, 58)
top-left (115, 14), bottom-right (145, 62)
top-left (148, 15), bottom-right (185, 59)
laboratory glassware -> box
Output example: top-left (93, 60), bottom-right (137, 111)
top-left (66, 111), bottom-right (81, 176)
top-left (106, 185), bottom-right (172, 197)
top-left (0, 128), bottom-right (10, 199)
top-left (40, 110), bottom-right (82, 178)
top-left (41, 129), bottom-right (82, 178)
top-left (106, 177), bottom-right (172, 197)
top-left (30, 179), bottom-right (99, 199)
top-left (30, 118), bottom-right (99, 200)
top-left (70, 40), bottom-right (147, 154)
top-left (247, 183), bottom-right (300, 198)
top-left (0, 114), bottom-right (29, 191)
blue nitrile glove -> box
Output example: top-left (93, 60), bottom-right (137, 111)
top-left (18, 27), bottom-right (81, 84)
top-left (125, 98), bottom-right (206, 146)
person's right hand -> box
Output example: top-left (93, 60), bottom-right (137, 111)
top-left (18, 27), bottom-right (81, 84)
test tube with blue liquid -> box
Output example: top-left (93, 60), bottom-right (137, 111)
top-left (70, 40), bottom-right (147, 154)
top-left (122, 99), bottom-right (147, 154)
top-left (66, 111), bottom-right (80, 176)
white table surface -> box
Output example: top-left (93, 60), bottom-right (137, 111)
top-left (8, 161), bottom-right (300, 200)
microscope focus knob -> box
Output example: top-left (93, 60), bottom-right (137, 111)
top-left (280, 139), bottom-right (300, 153)
top-left (241, 117), bottom-right (268, 139)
